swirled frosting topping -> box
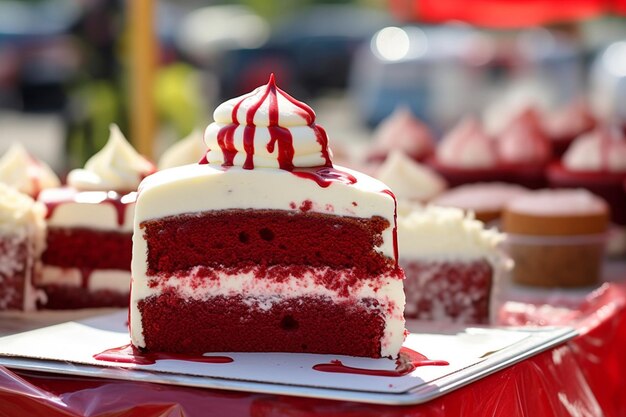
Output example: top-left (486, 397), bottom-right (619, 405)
top-left (67, 124), bottom-right (155, 192)
top-left (563, 127), bottom-right (626, 172)
top-left (0, 142), bottom-right (60, 197)
top-left (204, 74), bottom-right (332, 170)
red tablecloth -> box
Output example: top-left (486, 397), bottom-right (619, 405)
top-left (1, 282), bottom-right (626, 417)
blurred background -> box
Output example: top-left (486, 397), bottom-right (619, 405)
top-left (1, 0), bottom-right (626, 173)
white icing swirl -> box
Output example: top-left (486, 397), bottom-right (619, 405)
top-left (0, 183), bottom-right (45, 232)
top-left (563, 127), bottom-right (626, 172)
top-left (158, 129), bottom-right (205, 169)
top-left (204, 75), bottom-right (331, 169)
top-left (67, 124), bottom-right (154, 191)
top-left (376, 150), bottom-right (446, 203)
top-left (0, 142), bottom-right (60, 197)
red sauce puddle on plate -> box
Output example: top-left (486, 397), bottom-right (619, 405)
top-left (93, 344), bottom-right (233, 365)
top-left (312, 347), bottom-right (448, 377)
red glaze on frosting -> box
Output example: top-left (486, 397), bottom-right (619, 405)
top-left (215, 74), bottom-right (332, 171)
top-left (381, 189), bottom-right (398, 266)
top-left (497, 107), bottom-right (551, 166)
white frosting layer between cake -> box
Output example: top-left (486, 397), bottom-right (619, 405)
top-left (397, 205), bottom-right (503, 261)
top-left (39, 266), bottom-right (130, 292)
top-left (67, 124), bottom-right (154, 191)
top-left (130, 267), bottom-right (405, 358)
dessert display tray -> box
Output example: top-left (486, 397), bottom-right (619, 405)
top-left (0, 311), bottom-right (576, 405)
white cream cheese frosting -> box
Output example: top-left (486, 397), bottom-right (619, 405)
top-left (67, 124), bottom-right (154, 191)
top-left (376, 150), bottom-right (446, 203)
top-left (397, 204), bottom-right (503, 261)
top-left (204, 74), bottom-right (331, 170)
top-left (0, 142), bottom-right (60, 197)
top-left (563, 127), bottom-right (626, 172)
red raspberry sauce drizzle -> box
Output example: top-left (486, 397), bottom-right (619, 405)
top-left (215, 73), bottom-right (332, 171)
top-left (93, 344), bottom-right (233, 365)
top-left (381, 189), bottom-right (399, 265)
top-left (312, 347), bottom-right (448, 377)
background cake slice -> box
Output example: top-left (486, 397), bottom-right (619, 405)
top-left (0, 184), bottom-right (46, 311)
top-left (130, 75), bottom-right (405, 358)
top-left (37, 124), bottom-right (154, 309)
top-left (398, 205), bottom-right (504, 324)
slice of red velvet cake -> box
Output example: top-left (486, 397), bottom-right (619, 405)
top-left (130, 75), bottom-right (406, 358)
top-left (0, 184), bottom-right (46, 310)
top-left (398, 205), bottom-right (504, 324)
top-left (36, 125), bottom-right (154, 309)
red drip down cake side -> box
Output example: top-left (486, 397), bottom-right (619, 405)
top-left (136, 209), bottom-right (401, 357)
top-left (402, 259), bottom-right (493, 324)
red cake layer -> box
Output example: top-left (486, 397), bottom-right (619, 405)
top-left (138, 292), bottom-right (386, 357)
top-left (402, 259), bottom-right (493, 324)
top-left (0, 237), bottom-right (29, 310)
top-left (42, 228), bottom-right (132, 270)
top-left (142, 210), bottom-right (392, 277)
top-left (38, 285), bottom-right (128, 309)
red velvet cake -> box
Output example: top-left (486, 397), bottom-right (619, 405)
top-left (36, 125), bottom-right (155, 309)
top-left (0, 184), bottom-right (46, 311)
top-left (398, 205), bottom-right (503, 324)
top-left (130, 75), bottom-right (406, 358)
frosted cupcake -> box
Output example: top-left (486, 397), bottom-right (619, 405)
top-left (496, 107), bottom-right (551, 188)
top-left (542, 100), bottom-right (596, 158)
top-left (367, 106), bottom-right (435, 163)
top-left (547, 126), bottom-right (626, 225)
top-left (427, 116), bottom-right (505, 187)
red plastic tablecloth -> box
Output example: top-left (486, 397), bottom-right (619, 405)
top-left (1, 282), bottom-right (626, 417)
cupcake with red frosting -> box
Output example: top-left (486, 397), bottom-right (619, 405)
top-left (496, 107), bottom-right (551, 188)
top-left (547, 126), bottom-right (626, 225)
top-left (367, 106), bottom-right (435, 163)
top-left (427, 116), bottom-right (505, 187)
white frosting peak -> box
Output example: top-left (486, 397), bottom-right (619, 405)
top-left (376, 150), bottom-right (446, 203)
top-left (437, 117), bottom-right (498, 169)
top-left (204, 75), bottom-right (332, 170)
top-left (0, 183), bottom-right (46, 231)
top-left (67, 124), bottom-right (154, 191)
top-left (158, 129), bottom-right (205, 170)
top-left (563, 127), bottom-right (626, 172)
top-left (0, 142), bottom-right (60, 197)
